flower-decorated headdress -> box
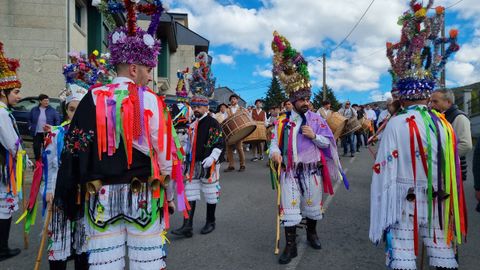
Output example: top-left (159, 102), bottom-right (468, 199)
top-left (387, 0), bottom-right (459, 100)
top-left (189, 52), bottom-right (216, 106)
top-left (93, 0), bottom-right (164, 68)
top-left (0, 42), bottom-right (21, 90)
top-left (272, 31), bottom-right (311, 102)
top-left (189, 52), bottom-right (216, 97)
top-left (176, 67), bottom-right (189, 101)
top-left (62, 50), bottom-right (112, 104)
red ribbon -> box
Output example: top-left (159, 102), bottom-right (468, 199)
top-left (122, 96), bottom-right (135, 167)
top-left (320, 154), bottom-right (334, 195)
top-left (94, 89), bottom-right (113, 160)
top-left (188, 122), bottom-right (198, 181)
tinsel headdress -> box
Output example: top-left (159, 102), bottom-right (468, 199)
top-left (0, 42), bottom-right (21, 90)
top-left (271, 31), bottom-right (311, 102)
top-left (93, 0), bottom-right (164, 68)
top-left (387, 0), bottom-right (460, 100)
top-left (176, 67), bottom-right (189, 101)
top-left (62, 50), bottom-right (112, 103)
top-left (189, 52), bottom-right (216, 106)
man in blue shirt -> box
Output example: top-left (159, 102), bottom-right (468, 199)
top-left (28, 94), bottom-right (60, 160)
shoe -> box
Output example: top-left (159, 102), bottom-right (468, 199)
top-left (233, 150), bottom-right (237, 154)
top-left (0, 247), bottom-right (21, 262)
top-left (306, 218), bottom-right (322, 250)
top-left (246, 147), bottom-right (250, 152)
top-left (200, 222), bottom-right (216, 234)
top-left (201, 204), bottom-right (216, 234)
top-left (356, 149), bottom-right (360, 152)
top-left (224, 166), bottom-right (235, 172)
top-left (259, 156), bottom-right (264, 161)
top-left (238, 166), bottom-right (246, 172)
top-left (171, 201), bottom-right (195, 238)
top-left (350, 154), bottom-right (354, 157)
top-left (0, 218), bottom-right (21, 262)
top-left (251, 157), bottom-right (259, 162)
top-left (278, 226), bottom-right (297, 264)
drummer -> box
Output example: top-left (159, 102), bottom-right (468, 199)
top-left (250, 99), bottom-right (268, 162)
top-left (317, 100), bottom-right (332, 120)
top-left (224, 94), bottom-right (247, 172)
top-left (338, 101), bottom-right (357, 157)
top-left (214, 103), bottom-right (229, 123)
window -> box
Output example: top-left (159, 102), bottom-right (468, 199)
top-left (158, 38), bottom-right (170, 78)
top-left (75, 4), bottom-right (83, 27)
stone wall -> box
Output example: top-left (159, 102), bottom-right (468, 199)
top-left (0, 0), bottom-right (68, 98)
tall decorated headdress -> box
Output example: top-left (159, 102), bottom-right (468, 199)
top-left (0, 42), bottom-right (21, 90)
top-left (189, 52), bottom-right (216, 107)
top-left (272, 31), bottom-right (311, 102)
top-left (387, 0), bottom-right (459, 100)
top-left (62, 50), bottom-right (112, 103)
top-left (176, 67), bottom-right (189, 101)
top-left (93, 0), bottom-right (164, 67)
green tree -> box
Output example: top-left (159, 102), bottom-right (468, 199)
top-left (311, 86), bottom-right (341, 111)
top-left (264, 76), bottom-right (286, 110)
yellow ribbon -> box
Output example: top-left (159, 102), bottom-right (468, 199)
top-left (15, 150), bottom-right (26, 196)
top-left (160, 230), bottom-right (170, 245)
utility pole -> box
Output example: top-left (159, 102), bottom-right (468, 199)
top-left (440, 17), bottom-right (446, 88)
top-left (322, 53), bottom-right (327, 101)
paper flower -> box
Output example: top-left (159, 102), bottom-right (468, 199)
top-left (143, 34), bottom-right (155, 48)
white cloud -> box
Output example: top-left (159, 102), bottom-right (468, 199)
top-left (253, 65), bottom-right (272, 78)
top-left (216, 54), bottom-right (236, 65)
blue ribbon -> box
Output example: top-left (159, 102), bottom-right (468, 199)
top-left (41, 149), bottom-right (51, 217)
top-left (385, 228), bottom-right (393, 268)
top-left (341, 170), bottom-right (349, 190)
top-left (56, 127), bottom-right (66, 166)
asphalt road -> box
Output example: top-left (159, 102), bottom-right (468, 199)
top-left (3, 146), bottom-right (479, 269)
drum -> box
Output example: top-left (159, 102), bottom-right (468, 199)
top-left (341, 117), bottom-right (361, 137)
top-left (221, 111), bottom-right (257, 145)
top-left (326, 112), bottom-right (348, 139)
top-left (266, 125), bottom-right (274, 141)
top-left (360, 118), bottom-right (372, 132)
top-left (244, 121), bottom-right (267, 143)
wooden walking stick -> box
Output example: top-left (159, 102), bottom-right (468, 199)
top-left (34, 204), bottom-right (52, 270)
top-left (274, 162), bottom-right (281, 255)
top-left (419, 242), bottom-right (426, 270)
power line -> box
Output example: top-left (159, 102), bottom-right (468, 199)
top-left (446, 0), bottom-right (464, 9)
top-left (331, 0), bottom-right (377, 52)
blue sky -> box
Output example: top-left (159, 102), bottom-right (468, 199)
top-left (166, 0), bottom-right (480, 105)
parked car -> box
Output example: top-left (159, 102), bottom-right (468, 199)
top-left (11, 97), bottom-right (63, 138)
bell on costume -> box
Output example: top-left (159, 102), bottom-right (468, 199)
top-left (86, 180), bottom-right (102, 195)
top-left (406, 187), bottom-right (416, 202)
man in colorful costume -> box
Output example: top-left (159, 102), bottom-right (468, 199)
top-left (0, 41), bottom-right (28, 261)
top-left (369, 1), bottom-right (466, 269)
top-left (53, 1), bottom-right (178, 269)
top-left (172, 52), bottom-right (224, 237)
top-left (269, 31), bottom-right (346, 265)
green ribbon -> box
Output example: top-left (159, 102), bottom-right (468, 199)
top-left (115, 89), bottom-right (129, 149)
top-left (417, 107), bottom-right (436, 232)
